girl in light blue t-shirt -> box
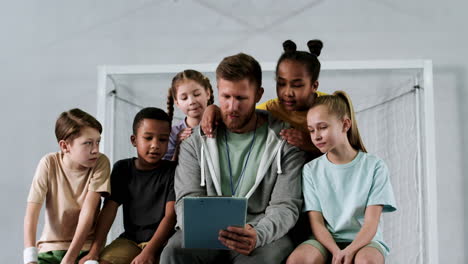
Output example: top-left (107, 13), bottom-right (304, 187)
top-left (287, 91), bottom-right (396, 264)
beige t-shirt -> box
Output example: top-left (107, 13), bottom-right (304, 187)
top-left (27, 152), bottom-right (111, 252)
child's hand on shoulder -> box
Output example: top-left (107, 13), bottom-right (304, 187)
top-left (280, 128), bottom-right (314, 152)
top-left (177, 127), bottom-right (193, 143)
top-left (201, 105), bottom-right (221, 138)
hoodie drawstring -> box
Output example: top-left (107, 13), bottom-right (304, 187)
top-left (276, 141), bottom-right (284, 174)
top-left (200, 133), bottom-right (284, 188)
top-left (200, 144), bottom-right (206, 186)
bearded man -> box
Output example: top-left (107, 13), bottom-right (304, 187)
top-left (160, 53), bottom-right (304, 264)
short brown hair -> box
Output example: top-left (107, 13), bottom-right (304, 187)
top-left (55, 108), bottom-right (102, 142)
top-left (216, 53), bottom-right (262, 89)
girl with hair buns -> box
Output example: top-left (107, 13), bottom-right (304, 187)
top-left (202, 39), bottom-right (326, 159)
top-left (286, 91), bottom-right (397, 264)
top-left (164, 69), bottom-right (214, 161)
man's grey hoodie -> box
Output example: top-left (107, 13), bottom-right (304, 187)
top-left (174, 110), bottom-right (304, 248)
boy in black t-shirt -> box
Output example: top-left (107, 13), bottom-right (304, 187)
top-left (80, 107), bottom-right (176, 264)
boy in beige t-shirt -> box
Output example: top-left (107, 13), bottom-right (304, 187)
top-left (23, 108), bottom-right (111, 264)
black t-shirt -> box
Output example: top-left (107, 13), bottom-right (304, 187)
top-left (108, 158), bottom-right (176, 243)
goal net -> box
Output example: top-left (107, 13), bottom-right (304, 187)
top-left (97, 60), bottom-right (438, 264)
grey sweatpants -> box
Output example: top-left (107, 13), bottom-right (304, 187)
top-left (160, 230), bottom-right (294, 264)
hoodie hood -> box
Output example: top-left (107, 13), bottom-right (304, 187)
top-left (197, 110), bottom-right (289, 198)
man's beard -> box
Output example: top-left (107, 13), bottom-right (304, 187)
top-left (221, 107), bottom-right (256, 132)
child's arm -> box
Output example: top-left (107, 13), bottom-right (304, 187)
top-left (78, 199), bottom-right (119, 264)
top-left (61, 191), bottom-right (101, 264)
top-left (280, 128), bottom-right (321, 155)
top-left (131, 201), bottom-right (176, 264)
top-left (200, 104), bottom-right (221, 138)
top-left (24, 202), bottom-right (41, 264)
top-left (338, 205), bottom-right (383, 262)
top-left (308, 211), bottom-right (341, 256)
top-left (24, 202), bottom-right (41, 248)
top-left (171, 128), bottom-right (193, 161)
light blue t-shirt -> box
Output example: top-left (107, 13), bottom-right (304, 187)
top-left (302, 151), bottom-right (397, 255)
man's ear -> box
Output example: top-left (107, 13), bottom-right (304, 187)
top-left (255, 87), bottom-right (264, 103)
top-left (59, 140), bottom-right (69, 153)
top-left (312, 80), bottom-right (319, 93)
top-left (130, 135), bottom-right (137, 147)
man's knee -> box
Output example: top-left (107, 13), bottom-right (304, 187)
top-left (160, 244), bottom-right (177, 263)
top-left (159, 230), bottom-right (182, 264)
top-left (240, 235), bottom-right (294, 264)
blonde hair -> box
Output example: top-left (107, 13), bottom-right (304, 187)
top-left (166, 69), bottom-right (214, 121)
top-left (310, 90), bottom-right (367, 152)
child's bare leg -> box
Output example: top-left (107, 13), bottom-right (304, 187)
top-left (286, 244), bottom-right (325, 264)
top-left (354, 246), bottom-right (384, 264)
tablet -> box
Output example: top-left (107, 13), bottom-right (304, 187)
top-left (182, 196), bottom-right (247, 249)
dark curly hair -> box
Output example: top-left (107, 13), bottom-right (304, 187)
top-left (276, 39), bottom-right (323, 82)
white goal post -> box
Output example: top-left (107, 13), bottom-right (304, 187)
top-left (97, 60), bottom-right (438, 264)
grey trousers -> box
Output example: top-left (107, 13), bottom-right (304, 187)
top-left (160, 230), bottom-right (294, 264)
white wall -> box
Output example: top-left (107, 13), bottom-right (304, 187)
top-left (1, 0), bottom-right (466, 262)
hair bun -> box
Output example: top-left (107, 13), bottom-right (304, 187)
top-left (283, 40), bottom-right (297, 52)
top-left (307, 39), bottom-right (323, 57)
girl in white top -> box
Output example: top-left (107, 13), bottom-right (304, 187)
top-left (287, 91), bottom-right (396, 264)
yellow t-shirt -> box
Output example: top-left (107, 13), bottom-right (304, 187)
top-left (256, 91), bottom-right (327, 132)
top-left (27, 152), bottom-right (111, 252)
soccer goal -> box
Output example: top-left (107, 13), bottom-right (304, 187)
top-left (97, 60), bottom-right (438, 264)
